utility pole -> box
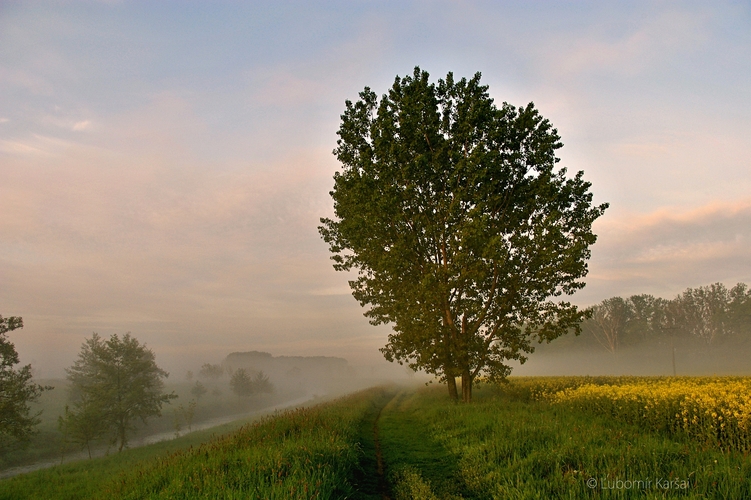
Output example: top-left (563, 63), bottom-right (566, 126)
top-left (671, 333), bottom-right (676, 377)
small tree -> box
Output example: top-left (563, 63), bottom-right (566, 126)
top-left (198, 363), bottom-right (224, 380)
top-left (190, 380), bottom-right (207, 400)
top-left (182, 400), bottom-right (196, 431)
top-left (65, 333), bottom-right (176, 452)
top-left (172, 401), bottom-right (197, 437)
top-left (0, 315), bottom-right (50, 448)
top-left (252, 371), bottom-right (274, 394)
top-left (229, 368), bottom-right (254, 398)
top-left (58, 401), bottom-right (106, 460)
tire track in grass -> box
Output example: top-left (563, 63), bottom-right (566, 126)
top-left (373, 397), bottom-right (389, 500)
top-left (378, 389), bottom-right (470, 499)
top-left (350, 387), bottom-right (398, 500)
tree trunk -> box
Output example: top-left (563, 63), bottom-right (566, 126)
top-left (461, 368), bottom-right (472, 403)
top-left (447, 375), bottom-right (458, 401)
top-left (459, 315), bottom-right (472, 403)
top-left (118, 426), bottom-right (126, 452)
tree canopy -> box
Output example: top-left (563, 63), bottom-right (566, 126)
top-left (580, 282), bottom-right (751, 353)
top-left (0, 315), bottom-right (49, 448)
top-left (229, 369), bottom-right (273, 398)
top-left (64, 333), bottom-right (175, 452)
top-left (320, 67), bottom-right (607, 401)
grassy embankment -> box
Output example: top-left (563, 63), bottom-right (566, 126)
top-left (1, 379), bottom-right (302, 470)
top-left (3, 378), bottom-right (751, 499)
top-left (0, 387), bottom-right (393, 499)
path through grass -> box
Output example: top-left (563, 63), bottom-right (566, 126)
top-left (3, 380), bottom-right (751, 499)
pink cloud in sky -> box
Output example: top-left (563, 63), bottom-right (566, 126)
top-left (582, 199), bottom-right (751, 303)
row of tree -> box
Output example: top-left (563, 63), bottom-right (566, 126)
top-left (1, 317), bottom-right (280, 456)
top-left (61, 339), bottom-right (275, 457)
top-left (581, 283), bottom-right (751, 353)
top-left (188, 366), bottom-right (273, 400)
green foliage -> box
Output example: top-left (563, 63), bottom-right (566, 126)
top-left (230, 369), bottom-right (274, 398)
top-left (576, 282), bottom-right (751, 353)
top-left (65, 333), bottom-right (176, 452)
top-left (253, 370), bottom-right (274, 394)
top-left (58, 401), bottom-right (107, 459)
top-left (0, 315), bottom-right (50, 449)
top-left (198, 363), bottom-right (224, 380)
top-left (229, 368), bottom-right (253, 397)
top-left (320, 67), bottom-right (607, 401)
top-left (171, 400), bottom-right (197, 437)
top-left (189, 380), bottom-right (207, 400)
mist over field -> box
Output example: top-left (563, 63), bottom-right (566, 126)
top-left (1, 2), bottom-right (750, 387)
top-left (4, 4), bottom-right (751, 496)
top-left (514, 339), bottom-right (751, 378)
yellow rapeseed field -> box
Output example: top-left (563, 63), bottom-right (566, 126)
top-left (527, 376), bottom-right (751, 452)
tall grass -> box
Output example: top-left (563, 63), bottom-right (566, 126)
top-left (6, 380), bottom-right (751, 499)
top-left (384, 384), bottom-right (751, 499)
top-left (103, 391), bottom-right (373, 498)
top-left (0, 387), bottom-right (393, 500)
top-left (3, 378), bottom-right (304, 471)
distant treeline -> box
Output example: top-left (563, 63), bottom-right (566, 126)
top-left (549, 283), bottom-right (751, 353)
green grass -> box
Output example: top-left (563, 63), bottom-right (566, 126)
top-left (0, 405), bottom-right (299, 499)
top-left (345, 387), bottom-right (393, 499)
top-left (379, 390), bottom-right (468, 499)
top-left (2, 378), bottom-right (302, 470)
top-left (3, 380), bottom-right (751, 499)
top-left (383, 383), bottom-right (751, 499)
top-left (0, 388), bottom-right (391, 499)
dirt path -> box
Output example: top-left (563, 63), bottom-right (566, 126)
top-left (373, 399), bottom-right (390, 500)
top-left (348, 388), bottom-right (398, 500)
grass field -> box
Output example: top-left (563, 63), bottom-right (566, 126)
top-left (0, 378), bottom-right (303, 470)
top-left (2, 378), bottom-right (751, 498)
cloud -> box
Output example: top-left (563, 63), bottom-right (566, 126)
top-left (72, 120), bottom-right (91, 131)
top-left (38, 112), bottom-right (95, 132)
top-left (580, 199), bottom-right (751, 303)
top-left (538, 6), bottom-right (710, 78)
top-left (245, 68), bottom-right (329, 108)
top-left (0, 65), bottom-right (55, 96)
top-left (0, 93), bottom-right (362, 376)
top-left (309, 285), bottom-right (353, 296)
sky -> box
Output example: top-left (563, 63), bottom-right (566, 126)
top-left (1, 1), bottom-right (750, 378)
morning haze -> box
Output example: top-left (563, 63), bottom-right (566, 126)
top-left (1, 1), bottom-right (750, 382)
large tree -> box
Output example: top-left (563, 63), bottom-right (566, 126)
top-left (583, 297), bottom-right (631, 354)
top-left (320, 68), bottom-right (607, 402)
top-left (65, 333), bottom-right (176, 452)
top-left (0, 315), bottom-right (50, 448)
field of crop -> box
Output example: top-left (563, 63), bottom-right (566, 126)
top-left (534, 376), bottom-right (751, 453)
top-left (2, 378), bottom-right (751, 499)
